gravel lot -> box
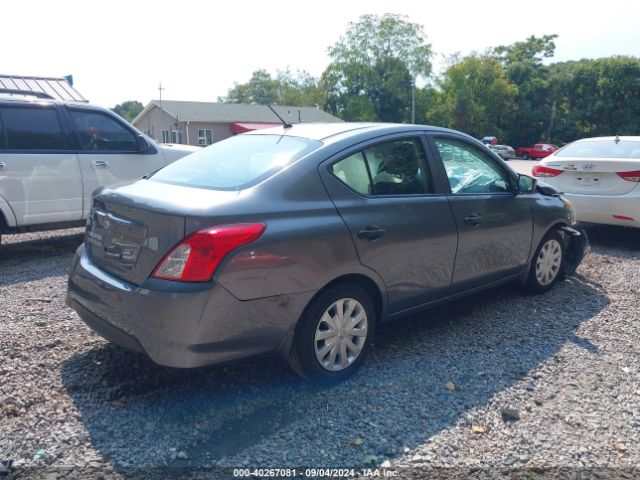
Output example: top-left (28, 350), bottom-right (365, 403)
top-left (1, 225), bottom-right (639, 479)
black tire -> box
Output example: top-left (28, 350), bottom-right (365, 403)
top-left (288, 284), bottom-right (376, 384)
top-left (522, 152), bottom-right (530, 160)
top-left (525, 231), bottom-right (564, 294)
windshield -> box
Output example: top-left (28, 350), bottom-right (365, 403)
top-left (556, 139), bottom-right (640, 158)
top-left (149, 134), bottom-right (322, 190)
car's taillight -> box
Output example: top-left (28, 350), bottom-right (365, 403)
top-left (151, 223), bottom-right (266, 282)
top-left (532, 165), bottom-right (564, 177)
top-left (616, 170), bottom-right (640, 182)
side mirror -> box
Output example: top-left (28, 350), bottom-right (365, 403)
top-left (517, 174), bottom-right (536, 194)
top-left (136, 134), bottom-right (150, 153)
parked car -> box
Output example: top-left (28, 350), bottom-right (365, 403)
top-left (482, 136), bottom-right (497, 146)
top-left (517, 143), bottom-right (559, 160)
top-left (490, 144), bottom-right (517, 160)
top-left (66, 123), bottom-right (588, 383)
top-left (533, 136), bottom-right (640, 228)
top-left (0, 90), bottom-right (199, 242)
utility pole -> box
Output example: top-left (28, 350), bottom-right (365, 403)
top-left (158, 82), bottom-right (165, 143)
top-left (411, 74), bottom-right (416, 124)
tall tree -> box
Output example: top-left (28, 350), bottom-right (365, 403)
top-left (494, 35), bottom-right (558, 147)
top-left (323, 13), bottom-right (432, 122)
top-left (429, 53), bottom-right (516, 139)
top-left (219, 69), bottom-right (324, 107)
top-left (112, 100), bottom-right (144, 122)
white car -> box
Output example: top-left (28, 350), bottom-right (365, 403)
top-left (0, 92), bottom-right (199, 242)
top-left (532, 136), bottom-right (640, 228)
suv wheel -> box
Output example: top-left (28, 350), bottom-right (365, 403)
top-left (288, 284), bottom-right (375, 384)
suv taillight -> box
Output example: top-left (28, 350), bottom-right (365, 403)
top-left (532, 165), bottom-right (563, 178)
top-left (152, 223), bottom-right (266, 282)
top-left (616, 170), bottom-right (640, 182)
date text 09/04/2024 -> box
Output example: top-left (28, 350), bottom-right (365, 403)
top-left (233, 468), bottom-right (399, 477)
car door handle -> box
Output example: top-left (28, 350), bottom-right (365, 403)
top-left (0, 162), bottom-right (6, 169)
top-left (358, 226), bottom-right (386, 241)
top-left (464, 214), bottom-right (483, 227)
top-left (92, 160), bottom-right (109, 168)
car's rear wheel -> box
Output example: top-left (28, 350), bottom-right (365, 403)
top-left (526, 231), bottom-right (564, 293)
top-left (288, 284), bottom-right (375, 384)
top-left (522, 152), bottom-right (530, 160)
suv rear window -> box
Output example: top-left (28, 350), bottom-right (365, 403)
top-left (149, 134), bottom-right (321, 190)
top-left (0, 106), bottom-right (65, 150)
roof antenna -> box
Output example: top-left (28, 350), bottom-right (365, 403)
top-left (267, 105), bottom-right (292, 129)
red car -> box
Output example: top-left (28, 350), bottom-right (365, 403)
top-left (517, 143), bottom-right (559, 160)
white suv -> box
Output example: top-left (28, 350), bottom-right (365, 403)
top-left (0, 92), bottom-right (199, 241)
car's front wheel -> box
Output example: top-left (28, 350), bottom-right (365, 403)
top-left (288, 284), bottom-right (375, 384)
top-left (526, 231), bottom-right (564, 293)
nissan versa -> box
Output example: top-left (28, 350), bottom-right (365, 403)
top-left (66, 123), bottom-right (589, 383)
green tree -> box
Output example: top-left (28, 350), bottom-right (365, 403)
top-left (220, 69), bottom-right (325, 107)
top-left (323, 13), bottom-right (432, 122)
top-left (494, 35), bottom-right (558, 146)
top-left (428, 53), bottom-right (517, 139)
top-left (549, 57), bottom-right (640, 143)
top-left (112, 100), bottom-right (144, 122)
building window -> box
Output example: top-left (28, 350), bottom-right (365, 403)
top-left (143, 129), bottom-right (151, 136)
top-left (171, 130), bottom-right (181, 144)
top-left (161, 129), bottom-right (170, 143)
top-left (198, 129), bottom-right (213, 146)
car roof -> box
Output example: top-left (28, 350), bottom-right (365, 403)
top-left (570, 136), bottom-right (640, 142)
top-left (245, 122), bottom-right (468, 144)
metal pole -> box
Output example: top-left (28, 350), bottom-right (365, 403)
top-left (411, 74), bottom-right (416, 124)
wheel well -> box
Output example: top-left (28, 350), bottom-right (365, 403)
top-left (309, 274), bottom-right (384, 324)
top-left (0, 210), bottom-right (7, 233)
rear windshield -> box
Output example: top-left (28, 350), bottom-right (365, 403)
top-left (149, 134), bottom-right (322, 190)
top-left (556, 139), bottom-right (640, 159)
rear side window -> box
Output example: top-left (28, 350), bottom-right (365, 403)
top-left (331, 138), bottom-right (432, 196)
top-left (332, 152), bottom-right (371, 195)
top-left (70, 109), bottom-right (137, 151)
top-left (0, 106), bottom-right (65, 150)
top-left (150, 134), bottom-right (321, 190)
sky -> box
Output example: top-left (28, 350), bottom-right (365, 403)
top-left (4, 0), bottom-right (639, 108)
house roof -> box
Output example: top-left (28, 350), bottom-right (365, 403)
top-left (133, 100), bottom-right (343, 125)
top-left (0, 74), bottom-right (87, 102)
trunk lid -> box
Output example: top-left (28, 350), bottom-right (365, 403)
top-left (86, 179), bottom-right (240, 285)
top-left (541, 156), bottom-right (640, 195)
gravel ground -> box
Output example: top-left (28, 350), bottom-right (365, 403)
top-left (1, 225), bottom-right (639, 479)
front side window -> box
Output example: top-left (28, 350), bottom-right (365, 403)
top-left (198, 129), bottom-right (213, 146)
top-left (0, 106), bottom-right (65, 150)
top-left (434, 138), bottom-right (511, 194)
top-left (331, 138), bottom-right (432, 196)
top-left (150, 134), bottom-right (321, 190)
top-left (70, 110), bottom-right (137, 151)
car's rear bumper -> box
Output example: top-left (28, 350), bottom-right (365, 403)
top-left (564, 191), bottom-right (640, 228)
top-left (66, 245), bottom-right (312, 368)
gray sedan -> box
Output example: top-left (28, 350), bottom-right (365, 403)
top-left (66, 123), bottom-right (588, 383)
